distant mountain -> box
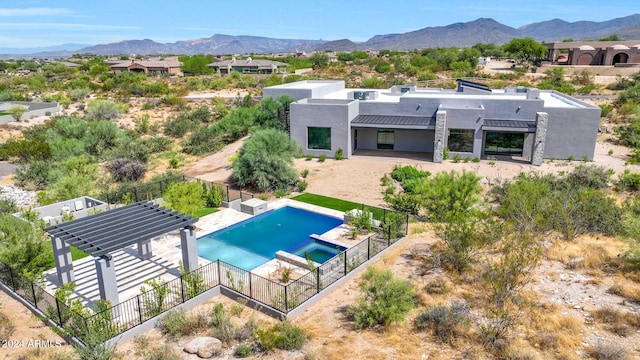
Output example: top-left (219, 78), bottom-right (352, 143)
top-left (78, 35), bottom-right (324, 56)
top-left (518, 14), bottom-right (640, 41)
top-left (0, 43), bottom-right (89, 55)
top-left (364, 18), bottom-right (520, 50)
top-left (314, 39), bottom-right (360, 52)
top-left (2, 14), bottom-right (640, 57)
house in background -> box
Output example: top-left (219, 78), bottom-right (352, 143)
top-left (110, 59), bottom-right (182, 75)
top-left (208, 57), bottom-right (288, 74)
top-left (263, 79), bottom-right (601, 166)
top-left (544, 40), bottom-right (640, 66)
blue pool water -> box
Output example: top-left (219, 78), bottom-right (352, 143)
top-left (197, 206), bottom-right (343, 270)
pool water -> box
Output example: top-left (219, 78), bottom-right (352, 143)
top-left (292, 240), bottom-right (345, 264)
top-left (197, 206), bottom-right (343, 270)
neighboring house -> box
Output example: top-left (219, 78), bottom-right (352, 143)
top-left (0, 101), bottom-right (59, 123)
top-left (263, 80), bottom-right (601, 166)
top-left (544, 40), bottom-right (640, 66)
top-left (208, 57), bottom-right (288, 74)
top-left (110, 59), bottom-right (182, 75)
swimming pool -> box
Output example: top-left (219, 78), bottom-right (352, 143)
top-left (196, 206), bottom-right (343, 270)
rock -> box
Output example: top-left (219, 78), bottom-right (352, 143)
top-left (0, 185), bottom-right (37, 208)
top-left (567, 257), bottom-right (584, 270)
top-left (184, 337), bottom-right (222, 359)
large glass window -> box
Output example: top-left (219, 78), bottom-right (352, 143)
top-left (308, 127), bottom-right (331, 150)
top-left (484, 132), bottom-right (525, 156)
top-left (448, 129), bottom-right (474, 153)
top-left (377, 130), bottom-right (395, 150)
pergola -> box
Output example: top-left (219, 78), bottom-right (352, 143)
top-left (44, 201), bottom-right (199, 306)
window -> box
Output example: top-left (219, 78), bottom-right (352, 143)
top-left (377, 130), bottom-right (394, 150)
top-left (448, 129), bottom-right (474, 153)
top-left (308, 127), bottom-right (331, 150)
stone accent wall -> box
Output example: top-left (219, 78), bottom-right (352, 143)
top-left (433, 110), bottom-right (447, 163)
top-left (532, 112), bottom-right (548, 166)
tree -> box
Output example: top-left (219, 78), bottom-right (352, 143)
top-left (309, 52), bottom-right (329, 68)
top-left (163, 182), bottom-right (204, 217)
top-left (232, 129), bottom-right (301, 191)
top-left (414, 170), bottom-right (482, 223)
top-left (502, 37), bottom-right (546, 67)
top-left (7, 106), bottom-right (27, 122)
top-left (179, 54), bottom-right (214, 75)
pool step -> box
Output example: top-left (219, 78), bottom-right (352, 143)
top-left (275, 250), bottom-right (319, 271)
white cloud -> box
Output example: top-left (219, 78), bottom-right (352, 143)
top-left (0, 7), bottom-right (72, 16)
top-left (0, 23), bottom-right (140, 31)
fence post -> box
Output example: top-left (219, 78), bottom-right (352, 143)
top-left (31, 282), bottom-right (37, 308)
top-left (387, 226), bottom-right (391, 246)
top-left (217, 261), bottom-right (221, 286)
top-left (316, 268), bottom-right (320, 294)
top-left (55, 298), bottom-right (63, 326)
top-left (179, 276), bottom-right (185, 303)
top-left (226, 186), bottom-right (230, 202)
top-left (367, 237), bottom-right (371, 260)
top-left (249, 273), bottom-right (252, 299)
top-left (343, 251), bottom-right (347, 275)
top-left (137, 295), bottom-right (143, 324)
top-left (284, 285), bottom-right (288, 313)
top-left (8, 267), bottom-right (16, 291)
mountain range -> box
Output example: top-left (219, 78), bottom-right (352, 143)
top-left (3, 14), bottom-right (640, 58)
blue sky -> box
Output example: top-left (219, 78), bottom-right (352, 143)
top-left (0, 0), bottom-right (637, 48)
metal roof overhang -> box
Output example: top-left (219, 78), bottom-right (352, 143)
top-left (483, 119), bottom-right (537, 133)
top-left (351, 115), bottom-right (436, 129)
top-left (44, 201), bottom-right (197, 258)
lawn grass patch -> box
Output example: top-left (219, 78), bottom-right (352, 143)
top-left (291, 193), bottom-right (384, 218)
top-left (70, 246), bottom-right (88, 260)
top-left (193, 207), bottom-right (218, 218)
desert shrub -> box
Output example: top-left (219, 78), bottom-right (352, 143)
top-left (13, 160), bottom-right (52, 190)
top-left (0, 199), bottom-right (17, 215)
top-left (210, 304), bottom-right (237, 344)
top-left (618, 116), bottom-right (640, 148)
top-left (163, 116), bottom-right (197, 138)
top-left (318, 154), bottom-right (327, 162)
top-left (0, 311), bottom-right (15, 341)
top-left (235, 343), bottom-right (253, 357)
top-left (232, 129), bottom-right (300, 192)
top-left (256, 321), bottom-right (305, 351)
top-left (301, 169), bottom-right (309, 178)
top-left (420, 170), bottom-right (482, 223)
top-left (140, 344), bottom-right (182, 360)
top-left (85, 100), bottom-right (125, 120)
top-left (158, 308), bottom-right (208, 339)
top-left (335, 147), bottom-right (345, 160)
top-left (202, 182), bottom-right (226, 208)
top-left (617, 170), bottom-right (640, 192)
top-left (599, 104), bottom-right (614, 117)
top-left (105, 158), bottom-right (146, 182)
top-left (563, 164), bottom-right (611, 190)
top-left (83, 120), bottom-right (120, 156)
top-left (142, 136), bottom-right (173, 153)
top-left (295, 180), bottom-right (308, 192)
top-left (69, 87), bottom-right (90, 102)
top-left (347, 267), bottom-right (417, 330)
top-left (414, 301), bottom-right (470, 343)
top-left (390, 165), bottom-right (430, 187)
top-left (588, 340), bottom-right (628, 360)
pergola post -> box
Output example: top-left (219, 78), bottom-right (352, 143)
top-left (51, 236), bottom-right (74, 284)
top-left (137, 239), bottom-right (152, 260)
top-left (95, 255), bottom-right (119, 309)
top-left (180, 226), bottom-right (198, 273)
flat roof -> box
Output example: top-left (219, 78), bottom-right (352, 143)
top-left (268, 80), bottom-right (342, 89)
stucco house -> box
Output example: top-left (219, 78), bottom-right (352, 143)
top-left (110, 59), bottom-right (182, 75)
top-left (544, 40), bottom-right (640, 66)
top-left (263, 80), bottom-right (601, 165)
top-left (208, 57), bottom-right (288, 74)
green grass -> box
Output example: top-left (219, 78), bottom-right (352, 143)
top-left (0, 112), bottom-right (9, 116)
top-left (70, 246), bottom-right (88, 260)
top-left (291, 193), bottom-right (386, 218)
top-left (193, 207), bottom-right (218, 218)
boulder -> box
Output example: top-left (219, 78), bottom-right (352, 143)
top-left (184, 337), bottom-right (222, 358)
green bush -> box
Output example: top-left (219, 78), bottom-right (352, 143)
top-left (157, 309), bottom-right (187, 339)
top-left (335, 147), bottom-right (345, 160)
top-left (210, 304), bottom-right (237, 344)
top-left (85, 100), bottom-right (125, 120)
top-left (301, 169), bottom-right (309, 178)
top-left (390, 165), bottom-right (430, 185)
top-left (163, 182), bottom-right (204, 216)
top-left (295, 180), bottom-right (308, 192)
top-left (256, 321), bottom-right (305, 351)
top-left (235, 344), bottom-right (253, 357)
top-left (347, 267), bottom-right (417, 330)
top-left (305, 154), bottom-right (313, 161)
top-left (318, 154), bottom-right (327, 162)
top-left (617, 170), bottom-right (640, 192)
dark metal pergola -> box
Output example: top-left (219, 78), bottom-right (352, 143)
top-left (44, 201), bottom-right (197, 258)
top-left (45, 201), bottom-right (200, 306)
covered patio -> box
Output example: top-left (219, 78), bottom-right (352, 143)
top-left (44, 201), bottom-right (199, 307)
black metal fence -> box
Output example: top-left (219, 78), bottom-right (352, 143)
top-left (0, 206), bottom-right (407, 344)
top-left (101, 175), bottom-right (253, 205)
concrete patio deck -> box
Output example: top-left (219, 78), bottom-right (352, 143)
top-left (42, 199), bottom-right (355, 308)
